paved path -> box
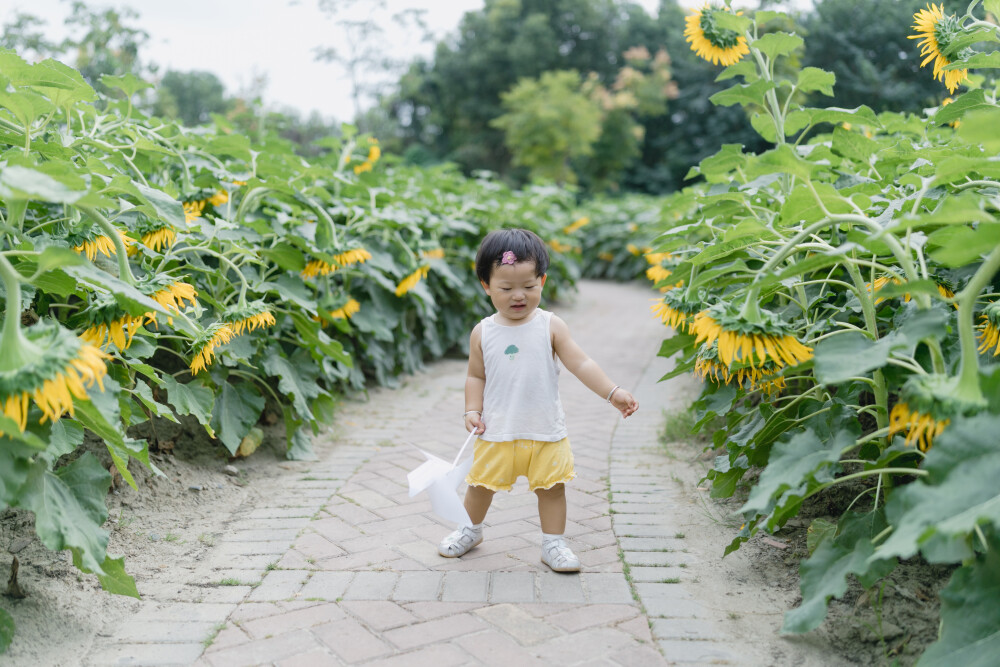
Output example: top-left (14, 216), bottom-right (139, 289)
top-left (85, 280), bottom-right (735, 666)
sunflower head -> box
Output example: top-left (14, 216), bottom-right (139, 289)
top-left (222, 300), bottom-right (276, 336)
top-left (889, 373), bottom-right (986, 451)
top-left (207, 190), bottom-right (229, 207)
top-left (183, 199), bottom-right (206, 223)
top-left (79, 295), bottom-right (147, 351)
top-left (684, 4), bottom-right (750, 67)
top-left (909, 3), bottom-right (970, 93)
top-left (691, 302), bottom-right (813, 370)
top-left (189, 323), bottom-right (237, 374)
top-left (395, 265), bottom-right (430, 297)
top-left (977, 300), bottom-right (1000, 356)
top-left (0, 322), bottom-right (109, 434)
top-left (651, 290), bottom-right (702, 333)
top-left (139, 274), bottom-right (198, 320)
top-left (69, 228), bottom-right (131, 262)
top-left (334, 247), bottom-right (372, 267)
top-left (318, 297), bottom-right (361, 322)
top-left (563, 217), bottom-right (590, 234)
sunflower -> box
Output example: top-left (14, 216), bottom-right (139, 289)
top-left (222, 300), bottom-right (276, 336)
top-left (367, 144), bottom-right (381, 163)
top-left (141, 227), bottom-right (177, 253)
top-left (889, 402), bottom-right (949, 452)
top-left (353, 161), bottom-right (373, 175)
top-left (0, 323), bottom-right (109, 435)
top-left (684, 5), bottom-right (750, 67)
top-left (563, 217), bottom-right (590, 234)
top-left (183, 200), bottom-right (206, 223)
top-left (395, 265), bottom-right (430, 297)
top-left (302, 259), bottom-right (336, 279)
top-left (146, 279), bottom-right (198, 316)
top-left (691, 303), bottom-right (813, 370)
top-left (694, 342), bottom-right (787, 395)
top-left (79, 295), bottom-right (147, 351)
top-left (328, 298), bottom-right (361, 320)
top-left (651, 290), bottom-right (702, 333)
top-left (207, 190), bottom-right (229, 207)
top-left (909, 3), bottom-right (970, 94)
top-left (422, 248), bottom-right (445, 260)
top-left (71, 229), bottom-right (132, 262)
top-left (598, 251), bottom-right (615, 262)
top-left (189, 323), bottom-right (237, 374)
top-left (645, 252), bottom-right (672, 265)
top-left (646, 264), bottom-right (673, 285)
top-left (334, 248), bottom-right (372, 266)
top-left (977, 301), bottom-right (1000, 356)
top-left (869, 275), bottom-right (956, 306)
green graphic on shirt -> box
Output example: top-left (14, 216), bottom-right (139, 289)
top-left (504, 344), bottom-right (519, 360)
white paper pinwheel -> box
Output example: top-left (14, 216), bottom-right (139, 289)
top-left (407, 429), bottom-right (477, 527)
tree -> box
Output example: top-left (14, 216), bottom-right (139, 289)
top-left (153, 71), bottom-right (229, 126)
top-left (492, 70), bottom-right (604, 184)
top-left (60, 1), bottom-right (151, 93)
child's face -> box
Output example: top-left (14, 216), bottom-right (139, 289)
top-left (482, 261), bottom-right (546, 324)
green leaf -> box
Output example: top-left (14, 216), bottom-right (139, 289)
top-left (133, 183), bottom-right (185, 230)
top-left (716, 60), bottom-right (757, 82)
top-left (713, 11), bottom-right (751, 33)
top-left (958, 108), bottom-right (1000, 151)
top-left (985, 0), bottom-right (1000, 18)
top-left (290, 313), bottom-right (352, 364)
top-left (804, 105), bottom-right (880, 129)
top-left (947, 50), bottom-right (1000, 69)
top-left (263, 355), bottom-right (323, 421)
top-left (689, 237), bottom-right (759, 266)
top-left (95, 556), bottom-right (140, 598)
top-left (935, 90), bottom-right (989, 126)
top-left (750, 112), bottom-right (777, 142)
top-left (752, 32), bottom-right (803, 59)
top-left (919, 538), bottom-right (1000, 667)
top-left (875, 414), bottom-right (1000, 563)
top-left (72, 399), bottom-right (139, 491)
top-left (797, 67), bottom-right (835, 96)
top-left (657, 332), bottom-right (696, 360)
top-left (832, 126), bottom-right (878, 162)
top-left (0, 436), bottom-right (34, 503)
top-left (709, 80), bottom-right (775, 109)
top-left (814, 310), bottom-right (949, 384)
top-left (929, 223), bottom-right (1000, 266)
top-left (0, 165), bottom-right (88, 203)
top-left (65, 264), bottom-right (171, 321)
top-left (20, 453), bottom-right (110, 574)
top-left (696, 144), bottom-right (747, 183)
top-left (259, 242), bottom-right (305, 273)
top-left (160, 376), bottom-right (214, 431)
top-left (211, 382), bottom-right (265, 455)
top-left (740, 428), bottom-right (846, 520)
top-left (100, 73), bottom-right (153, 97)
top-left (48, 420), bottom-right (84, 459)
top-left (0, 608), bottom-right (13, 654)
top-left (783, 510), bottom-right (895, 633)
top-left (749, 144), bottom-right (814, 180)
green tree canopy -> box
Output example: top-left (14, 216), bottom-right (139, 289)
top-left (491, 70), bottom-right (604, 184)
top-left (153, 71), bottom-right (230, 126)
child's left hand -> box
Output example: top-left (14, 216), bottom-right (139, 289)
top-left (611, 389), bottom-right (638, 418)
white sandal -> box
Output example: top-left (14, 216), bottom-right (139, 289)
top-left (438, 525), bottom-right (483, 558)
top-left (541, 537), bottom-right (581, 572)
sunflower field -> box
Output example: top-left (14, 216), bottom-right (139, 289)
top-left (649, 1), bottom-right (1000, 662)
top-left (0, 45), bottom-right (652, 650)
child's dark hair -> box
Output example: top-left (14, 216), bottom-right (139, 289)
top-left (475, 228), bottom-right (550, 284)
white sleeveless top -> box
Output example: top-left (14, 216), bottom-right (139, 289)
top-left (479, 309), bottom-right (567, 442)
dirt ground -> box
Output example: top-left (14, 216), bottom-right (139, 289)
top-left (660, 417), bottom-right (948, 667)
top-left (0, 399), bottom-right (949, 666)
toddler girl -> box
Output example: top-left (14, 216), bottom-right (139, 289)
top-left (438, 228), bottom-right (638, 572)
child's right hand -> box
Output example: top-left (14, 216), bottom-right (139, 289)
top-left (465, 412), bottom-right (485, 434)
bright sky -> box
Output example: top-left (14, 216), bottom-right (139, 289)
top-left (2, 0), bottom-right (664, 122)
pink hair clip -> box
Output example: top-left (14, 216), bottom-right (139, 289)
top-left (501, 251), bottom-right (517, 265)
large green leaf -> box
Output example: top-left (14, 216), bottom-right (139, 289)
top-left (934, 89), bottom-right (989, 126)
top-left (210, 381), bottom-right (265, 455)
top-left (875, 414), bottom-right (1000, 563)
top-left (919, 538), bottom-right (1000, 667)
top-left (783, 510), bottom-right (896, 633)
top-left (0, 165), bottom-right (87, 203)
top-left (709, 80), bottom-right (775, 109)
top-left (752, 32), bottom-right (803, 59)
top-left (160, 376), bottom-right (214, 432)
top-left (797, 67), bottom-right (835, 96)
top-left (19, 454), bottom-right (110, 574)
top-left (263, 355), bottom-right (324, 421)
top-left (70, 550), bottom-right (140, 598)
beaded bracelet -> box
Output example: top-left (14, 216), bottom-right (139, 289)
top-left (463, 410), bottom-right (482, 417)
top-left (606, 385), bottom-right (620, 403)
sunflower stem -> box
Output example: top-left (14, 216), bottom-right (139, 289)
top-left (846, 259), bottom-right (889, 435)
top-left (80, 206), bottom-right (137, 285)
top-left (952, 244), bottom-right (1000, 404)
top-left (0, 255), bottom-right (42, 372)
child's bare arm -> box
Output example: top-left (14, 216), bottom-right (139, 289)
top-left (465, 324), bottom-right (487, 433)
top-left (551, 315), bottom-right (638, 418)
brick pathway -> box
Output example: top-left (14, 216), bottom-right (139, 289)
top-left (85, 280), bottom-right (734, 666)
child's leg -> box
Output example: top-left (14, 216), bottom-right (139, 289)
top-left (535, 483), bottom-right (580, 572)
top-left (534, 483), bottom-right (566, 534)
top-left (464, 484), bottom-right (495, 524)
top-left (439, 485), bottom-right (494, 558)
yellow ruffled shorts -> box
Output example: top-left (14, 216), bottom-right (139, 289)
top-left (466, 437), bottom-right (575, 492)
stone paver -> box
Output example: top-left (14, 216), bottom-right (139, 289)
top-left (84, 281), bottom-right (746, 666)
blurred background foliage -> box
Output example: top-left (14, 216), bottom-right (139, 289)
top-left (1, 0), bottom-right (951, 194)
